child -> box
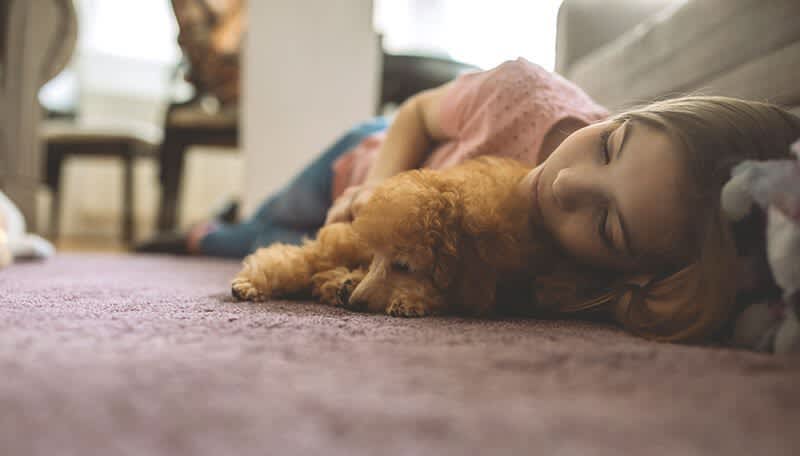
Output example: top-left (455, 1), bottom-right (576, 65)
top-left (138, 58), bottom-right (800, 343)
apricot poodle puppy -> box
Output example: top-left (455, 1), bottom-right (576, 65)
top-left (231, 157), bottom-right (552, 317)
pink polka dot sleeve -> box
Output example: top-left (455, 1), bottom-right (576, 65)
top-left (331, 58), bottom-right (609, 200)
top-left (429, 58), bottom-right (609, 169)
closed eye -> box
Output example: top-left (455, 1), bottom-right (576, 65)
top-left (596, 121), bottom-right (635, 259)
top-left (597, 207), bottom-right (614, 252)
top-left (598, 128), bottom-right (612, 164)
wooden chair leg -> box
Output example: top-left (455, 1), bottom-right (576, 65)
top-left (157, 133), bottom-right (187, 232)
top-left (122, 152), bottom-right (134, 243)
top-left (50, 188), bottom-right (62, 240)
top-left (45, 148), bottom-right (65, 240)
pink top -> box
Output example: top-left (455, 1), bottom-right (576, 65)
top-left (331, 58), bottom-right (609, 199)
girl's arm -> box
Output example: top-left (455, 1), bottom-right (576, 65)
top-left (325, 82), bottom-right (452, 224)
top-left (363, 82), bottom-right (451, 185)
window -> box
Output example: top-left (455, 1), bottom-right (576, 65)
top-left (374, 0), bottom-right (563, 70)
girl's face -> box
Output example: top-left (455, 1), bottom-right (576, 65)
top-left (521, 120), bottom-right (689, 272)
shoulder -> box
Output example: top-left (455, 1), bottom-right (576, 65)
top-left (485, 58), bottom-right (609, 123)
top-left (494, 57), bottom-right (549, 76)
top-left (440, 58), bottom-right (551, 120)
top-left (484, 58), bottom-right (556, 87)
top-left (463, 58), bottom-right (589, 113)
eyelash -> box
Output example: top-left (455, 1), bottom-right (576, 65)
top-left (599, 129), bottom-right (612, 164)
top-left (597, 128), bottom-right (613, 245)
top-left (597, 208), bottom-right (610, 248)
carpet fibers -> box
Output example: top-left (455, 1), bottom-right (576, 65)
top-left (1, 254), bottom-right (798, 455)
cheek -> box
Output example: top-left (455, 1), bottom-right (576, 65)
top-left (549, 217), bottom-right (635, 270)
top-left (546, 215), bottom-right (607, 267)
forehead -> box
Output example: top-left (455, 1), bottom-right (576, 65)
top-left (615, 122), bottom-right (689, 263)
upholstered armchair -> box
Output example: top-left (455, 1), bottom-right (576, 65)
top-left (0, 0), bottom-right (77, 230)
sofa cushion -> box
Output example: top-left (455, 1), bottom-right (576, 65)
top-left (555, 0), bottom-right (675, 75)
top-left (568, 0), bottom-right (800, 112)
top-left (699, 40), bottom-right (800, 108)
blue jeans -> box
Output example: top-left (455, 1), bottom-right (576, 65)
top-left (200, 117), bottom-right (390, 258)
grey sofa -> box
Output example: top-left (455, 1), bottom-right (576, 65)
top-left (556, 0), bottom-right (800, 116)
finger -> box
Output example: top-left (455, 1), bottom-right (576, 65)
top-left (325, 206), bottom-right (349, 225)
top-left (324, 210), bottom-right (339, 225)
top-left (350, 191), bottom-right (373, 217)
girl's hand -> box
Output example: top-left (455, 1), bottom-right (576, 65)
top-left (324, 184), bottom-right (376, 225)
top-left (324, 82), bottom-right (451, 226)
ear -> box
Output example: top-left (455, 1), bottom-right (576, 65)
top-left (421, 185), bottom-right (498, 314)
top-left (431, 243), bottom-right (458, 291)
top-left (449, 243), bottom-right (497, 316)
top-left (424, 184), bottom-right (462, 289)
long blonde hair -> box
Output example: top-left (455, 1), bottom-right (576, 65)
top-left (536, 96), bottom-right (800, 343)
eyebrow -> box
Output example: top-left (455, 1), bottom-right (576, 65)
top-left (614, 122), bottom-right (637, 258)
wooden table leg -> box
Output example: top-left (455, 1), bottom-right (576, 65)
top-left (122, 152), bottom-right (134, 243)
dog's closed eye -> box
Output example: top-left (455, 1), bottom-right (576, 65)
top-left (391, 261), bottom-right (411, 273)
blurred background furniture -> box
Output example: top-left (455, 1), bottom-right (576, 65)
top-left (27, 0), bottom-right (160, 245)
top-left (154, 0), bottom-right (480, 232)
top-left (556, 0), bottom-right (800, 116)
top-left (0, 0), bottom-right (77, 230)
top-left (155, 0), bottom-right (242, 231)
top-left (42, 122), bottom-right (158, 242)
top-left (155, 51), bottom-right (478, 232)
top-left (156, 97), bottom-right (238, 231)
top-left (378, 53), bottom-right (479, 114)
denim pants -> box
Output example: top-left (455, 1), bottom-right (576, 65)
top-left (200, 117), bottom-right (390, 258)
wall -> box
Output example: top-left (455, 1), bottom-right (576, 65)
top-left (243, 0), bottom-right (379, 215)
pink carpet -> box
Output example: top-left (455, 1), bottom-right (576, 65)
top-left (1, 253), bottom-right (798, 455)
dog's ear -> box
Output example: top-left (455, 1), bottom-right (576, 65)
top-left (422, 181), bottom-right (502, 313)
top-left (431, 241), bottom-right (457, 291)
top-left (424, 185), bottom-right (462, 290)
top-left (449, 242), bottom-right (497, 315)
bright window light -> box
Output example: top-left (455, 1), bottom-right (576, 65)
top-left (374, 0), bottom-right (564, 70)
top-left (77, 0), bottom-right (180, 64)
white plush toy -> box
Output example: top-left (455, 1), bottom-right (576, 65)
top-left (0, 191), bottom-right (55, 269)
top-left (723, 140), bottom-right (800, 354)
top-left (0, 210), bottom-right (11, 268)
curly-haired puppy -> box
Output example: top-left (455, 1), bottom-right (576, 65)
top-left (231, 157), bottom-right (553, 317)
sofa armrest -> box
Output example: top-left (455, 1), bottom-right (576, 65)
top-left (0, 0), bottom-right (77, 229)
top-left (555, 0), bottom-right (675, 76)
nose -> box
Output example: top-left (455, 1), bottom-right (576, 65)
top-left (552, 167), bottom-right (602, 211)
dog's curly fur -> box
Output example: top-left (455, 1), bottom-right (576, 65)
top-left (231, 157), bottom-right (556, 317)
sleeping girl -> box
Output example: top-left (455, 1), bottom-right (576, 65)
top-left (138, 58), bottom-right (800, 343)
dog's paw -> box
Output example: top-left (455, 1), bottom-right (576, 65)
top-left (231, 277), bottom-right (266, 301)
top-left (336, 278), bottom-right (358, 307)
top-left (386, 298), bottom-right (429, 317)
top-left (312, 268), bottom-right (364, 308)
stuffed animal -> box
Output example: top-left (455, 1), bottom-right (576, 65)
top-left (723, 140), bottom-right (800, 354)
top-left (0, 191), bottom-right (55, 269)
top-left (0, 210), bottom-right (12, 269)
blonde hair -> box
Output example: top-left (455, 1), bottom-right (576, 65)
top-left (537, 96), bottom-right (800, 343)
